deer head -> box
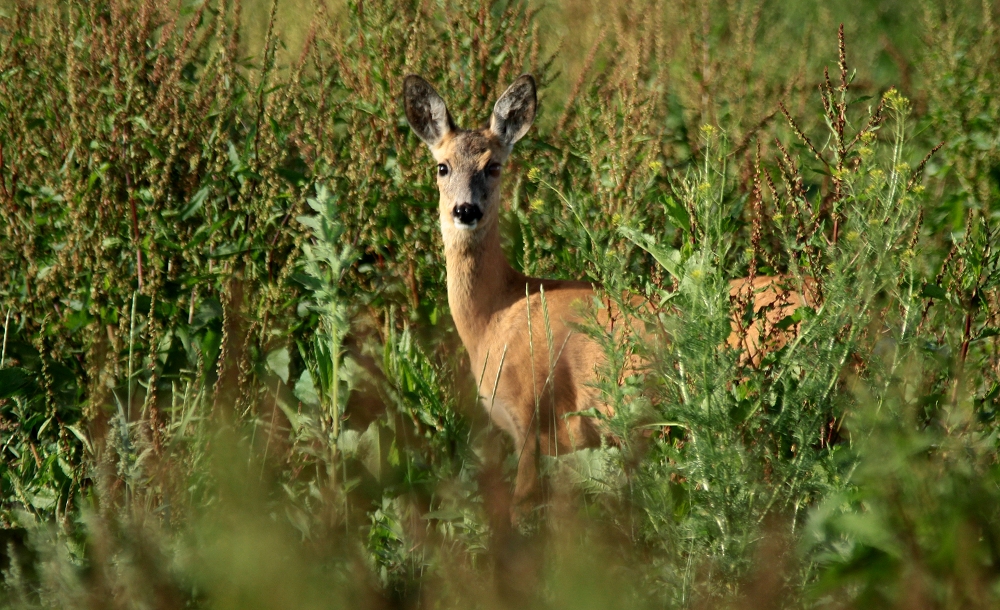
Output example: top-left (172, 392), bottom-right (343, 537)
top-left (403, 74), bottom-right (537, 244)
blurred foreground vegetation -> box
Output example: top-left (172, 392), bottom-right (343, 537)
top-left (2, 0), bottom-right (1000, 608)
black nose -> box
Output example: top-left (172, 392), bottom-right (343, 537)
top-left (453, 204), bottom-right (483, 225)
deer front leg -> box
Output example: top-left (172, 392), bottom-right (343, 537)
top-left (511, 429), bottom-right (540, 523)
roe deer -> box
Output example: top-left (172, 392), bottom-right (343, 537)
top-left (403, 74), bottom-right (810, 517)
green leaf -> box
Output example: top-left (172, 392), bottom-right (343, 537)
top-left (180, 186), bottom-right (210, 221)
top-left (975, 327), bottom-right (1000, 342)
top-left (337, 429), bottom-right (361, 456)
top-left (266, 347), bottom-right (290, 384)
top-left (293, 369), bottom-right (320, 407)
top-left (920, 283), bottom-right (948, 300)
top-left (209, 242), bottom-right (247, 258)
top-left (565, 407), bottom-right (605, 420)
top-left (663, 195), bottom-right (690, 230)
top-left (296, 214), bottom-right (322, 233)
top-left (0, 367), bottom-right (34, 398)
top-left (28, 488), bottom-right (57, 511)
top-left (276, 397), bottom-right (300, 432)
top-left (141, 138), bottom-right (165, 161)
top-left (775, 306), bottom-right (815, 330)
top-left (983, 382), bottom-right (1000, 402)
top-left (276, 166), bottom-right (306, 185)
top-left (618, 225), bottom-right (682, 280)
top-left (66, 425), bottom-right (93, 454)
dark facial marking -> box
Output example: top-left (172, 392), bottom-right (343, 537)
top-left (466, 163), bottom-right (489, 206)
top-left (445, 131), bottom-right (498, 204)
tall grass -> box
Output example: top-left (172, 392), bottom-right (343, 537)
top-left (2, 0), bottom-right (1000, 608)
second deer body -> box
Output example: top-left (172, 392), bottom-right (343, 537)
top-left (403, 74), bottom-right (808, 514)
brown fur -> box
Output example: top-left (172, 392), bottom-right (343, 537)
top-left (404, 75), bottom-right (810, 518)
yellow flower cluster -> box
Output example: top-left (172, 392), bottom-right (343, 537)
top-left (882, 88), bottom-right (911, 114)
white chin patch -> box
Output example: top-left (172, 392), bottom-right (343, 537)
top-left (453, 219), bottom-right (478, 230)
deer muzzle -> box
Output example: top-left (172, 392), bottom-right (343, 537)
top-left (452, 203), bottom-right (484, 228)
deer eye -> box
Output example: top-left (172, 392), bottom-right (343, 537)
top-left (486, 162), bottom-right (501, 178)
top-left (437, 163), bottom-right (449, 177)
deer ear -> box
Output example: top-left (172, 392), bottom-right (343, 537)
top-left (404, 75), bottom-right (455, 148)
top-left (489, 74), bottom-right (536, 148)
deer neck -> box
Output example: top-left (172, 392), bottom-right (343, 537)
top-left (443, 214), bottom-right (521, 362)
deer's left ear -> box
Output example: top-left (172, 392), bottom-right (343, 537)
top-left (489, 74), bottom-right (536, 148)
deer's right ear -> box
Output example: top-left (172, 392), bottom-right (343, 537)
top-left (404, 75), bottom-right (455, 149)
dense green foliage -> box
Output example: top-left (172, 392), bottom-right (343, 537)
top-left (1, 0), bottom-right (1000, 608)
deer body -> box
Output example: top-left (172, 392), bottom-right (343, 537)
top-left (404, 74), bottom-right (808, 512)
top-left (446, 245), bottom-right (604, 455)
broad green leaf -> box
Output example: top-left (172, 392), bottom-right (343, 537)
top-left (266, 347), bottom-right (291, 384)
top-left (293, 369), bottom-right (320, 407)
top-left (0, 367), bottom-right (33, 398)
top-left (920, 283), bottom-right (948, 300)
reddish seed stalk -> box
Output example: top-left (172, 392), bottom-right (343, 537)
top-left (0, 141), bottom-right (8, 202)
top-left (960, 309), bottom-right (974, 364)
top-left (131, 197), bottom-right (144, 291)
top-left (126, 172), bottom-right (143, 291)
